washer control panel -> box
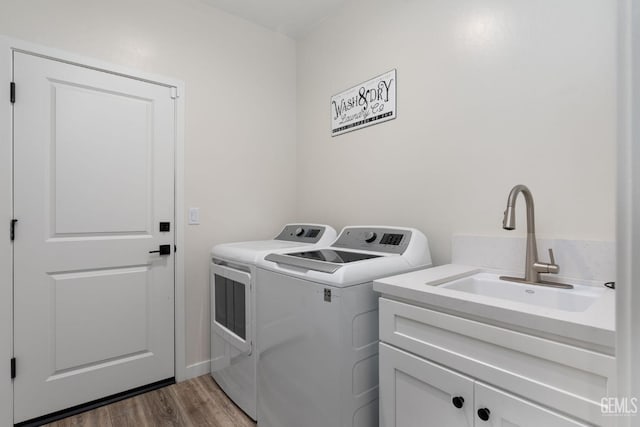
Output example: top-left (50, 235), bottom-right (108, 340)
top-left (332, 227), bottom-right (413, 254)
top-left (275, 224), bottom-right (326, 243)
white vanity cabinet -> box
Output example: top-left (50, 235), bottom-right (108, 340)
top-left (378, 297), bottom-right (616, 427)
top-left (380, 344), bottom-right (588, 427)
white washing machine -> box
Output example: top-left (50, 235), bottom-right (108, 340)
top-left (210, 223), bottom-right (337, 420)
top-left (256, 226), bottom-right (432, 427)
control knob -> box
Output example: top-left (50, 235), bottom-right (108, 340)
top-left (295, 227), bottom-right (305, 237)
top-left (364, 232), bottom-right (377, 243)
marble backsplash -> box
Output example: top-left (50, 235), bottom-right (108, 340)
top-left (452, 235), bottom-right (616, 287)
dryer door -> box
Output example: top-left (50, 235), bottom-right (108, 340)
top-left (211, 263), bottom-right (252, 354)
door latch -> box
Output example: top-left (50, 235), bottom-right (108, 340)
top-left (10, 219), bottom-right (17, 241)
top-left (149, 244), bottom-right (171, 255)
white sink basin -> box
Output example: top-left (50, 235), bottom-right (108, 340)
top-left (440, 272), bottom-right (604, 312)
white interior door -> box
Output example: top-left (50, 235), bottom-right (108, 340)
top-left (12, 51), bottom-right (176, 423)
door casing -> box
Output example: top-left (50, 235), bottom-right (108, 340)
top-left (0, 35), bottom-right (186, 426)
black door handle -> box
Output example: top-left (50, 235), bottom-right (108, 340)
top-left (149, 244), bottom-right (171, 255)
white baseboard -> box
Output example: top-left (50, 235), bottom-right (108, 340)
top-left (182, 360), bottom-right (211, 381)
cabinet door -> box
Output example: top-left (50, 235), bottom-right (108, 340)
top-left (380, 343), bottom-right (474, 427)
top-left (474, 382), bottom-right (590, 427)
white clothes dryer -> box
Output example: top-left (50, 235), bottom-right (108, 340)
top-left (210, 224), bottom-right (336, 420)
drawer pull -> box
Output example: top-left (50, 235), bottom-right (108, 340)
top-left (477, 408), bottom-right (491, 421)
top-left (452, 396), bottom-right (465, 409)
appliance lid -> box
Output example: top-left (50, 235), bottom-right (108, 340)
top-left (285, 249), bottom-right (382, 264)
top-left (212, 240), bottom-right (316, 265)
top-left (259, 226), bottom-right (432, 286)
top-left (211, 224), bottom-right (338, 263)
top-left (264, 250), bottom-right (385, 274)
top-left (214, 240), bottom-right (308, 253)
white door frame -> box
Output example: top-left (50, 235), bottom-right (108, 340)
top-left (0, 35), bottom-right (187, 426)
top-left (616, 1), bottom-right (639, 425)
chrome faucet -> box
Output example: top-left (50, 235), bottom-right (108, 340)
top-left (500, 185), bottom-right (573, 289)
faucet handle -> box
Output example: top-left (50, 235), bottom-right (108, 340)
top-left (533, 248), bottom-right (560, 274)
top-left (545, 248), bottom-right (559, 274)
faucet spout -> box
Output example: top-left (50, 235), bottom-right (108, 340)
top-left (503, 184), bottom-right (535, 234)
top-left (500, 184), bottom-right (566, 287)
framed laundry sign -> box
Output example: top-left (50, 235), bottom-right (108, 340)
top-left (331, 69), bottom-right (396, 136)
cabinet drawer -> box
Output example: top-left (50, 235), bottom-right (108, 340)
top-left (379, 298), bottom-right (615, 426)
top-left (380, 343), bottom-right (474, 427)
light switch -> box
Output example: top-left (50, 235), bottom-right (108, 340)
top-left (188, 208), bottom-right (200, 225)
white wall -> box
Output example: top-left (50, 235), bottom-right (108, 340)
top-left (0, 0), bottom-right (619, 390)
top-left (296, 0), bottom-right (617, 265)
top-left (616, 0), bottom-right (640, 420)
top-left (0, 0), bottom-right (297, 367)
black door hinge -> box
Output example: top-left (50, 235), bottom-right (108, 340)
top-left (10, 358), bottom-right (15, 379)
top-left (10, 82), bottom-right (15, 104)
top-left (174, 245), bottom-right (177, 253)
top-left (10, 219), bottom-right (17, 241)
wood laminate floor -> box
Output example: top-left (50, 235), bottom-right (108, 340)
top-left (44, 375), bottom-right (256, 427)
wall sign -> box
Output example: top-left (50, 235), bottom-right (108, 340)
top-left (331, 69), bottom-right (396, 136)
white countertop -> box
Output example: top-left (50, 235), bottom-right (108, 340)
top-left (373, 264), bottom-right (616, 351)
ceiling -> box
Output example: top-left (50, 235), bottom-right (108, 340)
top-left (200, 0), bottom-right (348, 38)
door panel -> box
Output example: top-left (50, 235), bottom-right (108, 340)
top-left (51, 266), bottom-right (150, 371)
top-left (379, 343), bottom-right (474, 427)
top-left (52, 80), bottom-right (152, 235)
top-left (211, 264), bottom-right (251, 353)
top-left (210, 264), bottom-right (257, 420)
top-left (13, 52), bottom-right (175, 423)
top-left (475, 382), bottom-right (589, 427)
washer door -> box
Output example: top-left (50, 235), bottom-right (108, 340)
top-left (211, 263), bottom-right (252, 354)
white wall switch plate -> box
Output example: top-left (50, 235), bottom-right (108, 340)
top-left (188, 207), bottom-right (200, 225)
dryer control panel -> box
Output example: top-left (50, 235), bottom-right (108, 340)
top-left (332, 227), bottom-right (413, 254)
top-left (275, 224), bottom-right (327, 244)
